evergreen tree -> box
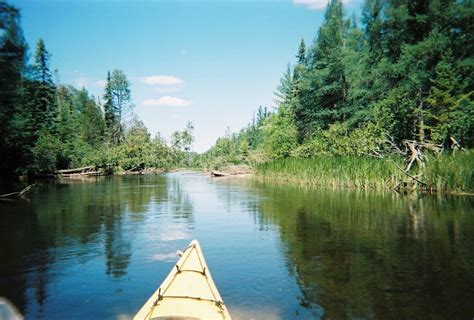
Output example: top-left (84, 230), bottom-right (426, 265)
top-left (0, 1), bottom-right (27, 175)
top-left (103, 69), bottom-right (132, 144)
top-left (103, 71), bottom-right (116, 134)
top-left (297, 0), bottom-right (348, 137)
top-left (31, 38), bottom-right (56, 131)
top-left (362, 0), bottom-right (384, 62)
top-left (82, 96), bottom-right (105, 147)
top-left (55, 85), bottom-right (81, 168)
top-left (426, 60), bottom-right (473, 147)
top-left (296, 38), bottom-right (306, 65)
top-left (275, 65), bottom-right (294, 103)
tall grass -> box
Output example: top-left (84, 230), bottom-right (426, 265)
top-left (255, 152), bottom-right (474, 193)
top-left (424, 150), bottom-right (474, 192)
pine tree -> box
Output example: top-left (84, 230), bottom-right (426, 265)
top-left (31, 38), bottom-right (56, 131)
top-left (55, 85), bottom-right (81, 168)
top-left (296, 38), bottom-right (306, 65)
top-left (103, 71), bottom-right (115, 131)
top-left (297, 0), bottom-right (349, 135)
top-left (82, 96), bottom-right (105, 147)
top-left (103, 69), bottom-right (132, 144)
top-left (275, 64), bottom-right (294, 103)
top-left (0, 1), bottom-right (27, 175)
top-left (362, 0), bottom-right (383, 62)
top-left (426, 60), bottom-right (460, 144)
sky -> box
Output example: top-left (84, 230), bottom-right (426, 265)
top-left (12, 0), bottom-right (363, 152)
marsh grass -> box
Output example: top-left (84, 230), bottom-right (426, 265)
top-left (424, 150), bottom-right (474, 192)
top-left (256, 152), bottom-right (474, 193)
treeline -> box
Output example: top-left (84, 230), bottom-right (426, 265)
top-left (200, 0), bottom-right (473, 182)
top-left (0, 1), bottom-right (194, 179)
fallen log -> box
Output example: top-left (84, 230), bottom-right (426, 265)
top-left (61, 171), bottom-right (102, 178)
top-left (211, 171), bottom-right (227, 177)
top-left (0, 183), bottom-right (36, 198)
top-left (57, 166), bottom-right (95, 174)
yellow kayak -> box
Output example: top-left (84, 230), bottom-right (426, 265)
top-left (134, 240), bottom-right (232, 320)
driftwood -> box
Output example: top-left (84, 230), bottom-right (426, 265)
top-left (387, 139), bottom-right (448, 191)
top-left (0, 184), bottom-right (36, 198)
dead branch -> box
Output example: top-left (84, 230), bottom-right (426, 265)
top-left (391, 161), bottom-right (428, 187)
top-left (0, 184), bottom-right (36, 198)
top-left (384, 136), bottom-right (405, 155)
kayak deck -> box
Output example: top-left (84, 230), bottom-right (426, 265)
top-left (134, 240), bottom-right (231, 320)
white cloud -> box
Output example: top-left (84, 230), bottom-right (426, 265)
top-left (293, 0), bottom-right (331, 10)
top-left (141, 75), bottom-right (184, 86)
top-left (143, 96), bottom-right (192, 107)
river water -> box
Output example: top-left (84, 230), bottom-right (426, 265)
top-left (0, 173), bottom-right (473, 319)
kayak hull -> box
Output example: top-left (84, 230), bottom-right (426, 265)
top-left (134, 240), bottom-right (232, 320)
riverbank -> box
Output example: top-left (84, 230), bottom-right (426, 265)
top-left (15, 150), bottom-right (471, 196)
top-left (255, 152), bottom-right (474, 194)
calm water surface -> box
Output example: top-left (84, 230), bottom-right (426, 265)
top-left (0, 173), bottom-right (473, 319)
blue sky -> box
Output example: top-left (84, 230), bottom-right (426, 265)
top-left (12, 0), bottom-right (363, 152)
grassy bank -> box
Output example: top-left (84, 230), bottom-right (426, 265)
top-left (255, 151), bottom-right (474, 193)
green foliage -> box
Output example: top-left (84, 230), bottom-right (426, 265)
top-left (0, 1), bottom-right (27, 175)
top-left (292, 123), bottom-right (385, 157)
top-left (262, 106), bottom-right (298, 160)
top-left (31, 38), bottom-right (57, 131)
top-left (30, 131), bottom-right (61, 174)
top-left (103, 69), bottom-right (132, 144)
top-left (202, 0), bottom-right (472, 192)
top-left (0, 0), bottom-right (472, 193)
top-left (426, 61), bottom-right (474, 146)
top-left (0, 16), bottom-right (188, 177)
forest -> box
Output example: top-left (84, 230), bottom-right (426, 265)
top-left (0, 0), bottom-right (473, 192)
top-left (0, 0), bottom-right (196, 181)
top-left (198, 0), bottom-right (473, 192)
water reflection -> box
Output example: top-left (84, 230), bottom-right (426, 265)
top-left (167, 175), bottom-right (194, 223)
top-left (0, 174), bottom-right (472, 319)
top-left (247, 181), bottom-right (474, 319)
top-left (0, 174), bottom-right (195, 317)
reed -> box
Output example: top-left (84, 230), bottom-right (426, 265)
top-left (255, 153), bottom-right (474, 193)
top-left (423, 150), bottom-right (474, 193)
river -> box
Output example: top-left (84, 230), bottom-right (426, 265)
top-left (0, 173), bottom-right (473, 319)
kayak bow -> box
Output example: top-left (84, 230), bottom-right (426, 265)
top-left (134, 240), bottom-right (232, 320)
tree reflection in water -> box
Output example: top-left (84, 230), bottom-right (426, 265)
top-left (0, 174), bottom-right (195, 315)
top-left (0, 175), bottom-right (472, 319)
top-left (247, 181), bottom-right (474, 319)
